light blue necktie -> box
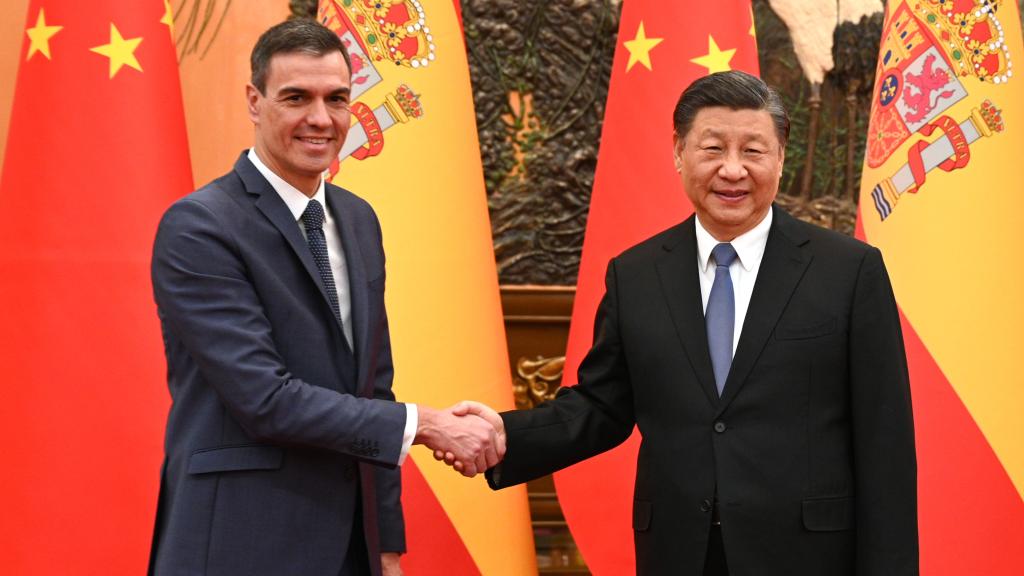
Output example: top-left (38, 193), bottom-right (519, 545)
top-left (707, 243), bottom-right (738, 396)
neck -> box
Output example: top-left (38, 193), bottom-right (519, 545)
top-left (290, 178), bottom-right (319, 198)
top-left (703, 223), bottom-right (742, 242)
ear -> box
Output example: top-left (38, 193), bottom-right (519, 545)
top-left (776, 145), bottom-right (786, 179)
top-left (246, 83), bottom-right (262, 124)
top-left (672, 132), bottom-right (685, 172)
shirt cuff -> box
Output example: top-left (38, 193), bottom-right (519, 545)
top-left (398, 403), bottom-right (417, 465)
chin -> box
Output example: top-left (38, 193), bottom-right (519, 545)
top-left (710, 207), bottom-right (752, 222)
top-left (297, 157), bottom-right (333, 173)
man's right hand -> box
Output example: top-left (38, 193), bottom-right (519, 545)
top-left (432, 401), bottom-right (506, 476)
top-left (414, 404), bottom-right (503, 477)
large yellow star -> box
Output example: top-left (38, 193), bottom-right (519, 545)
top-left (690, 35), bottom-right (736, 74)
top-left (161, 0), bottom-right (175, 36)
top-left (26, 8), bottom-right (63, 61)
top-left (90, 23), bottom-right (144, 78)
top-left (623, 21), bottom-right (663, 72)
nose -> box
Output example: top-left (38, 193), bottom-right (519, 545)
top-left (718, 151), bottom-right (748, 180)
top-left (306, 99), bottom-right (331, 128)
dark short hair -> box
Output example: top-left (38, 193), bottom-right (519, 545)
top-left (250, 19), bottom-right (351, 94)
top-left (672, 70), bottom-right (790, 147)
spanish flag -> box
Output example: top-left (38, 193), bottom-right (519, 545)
top-left (317, 1), bottom-right (536, 574)
top-left (858, 0), bottom-right (1024, 572)
top-left (555, 1), bottom-right (758, 573)
top-left (0, 0), bottom-right (192, 572)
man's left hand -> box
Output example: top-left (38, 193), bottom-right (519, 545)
top-left (381, 552), bottom-right (403, 576)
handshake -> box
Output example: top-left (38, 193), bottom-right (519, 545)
top-left (413, 401), bottom-right (504, 477)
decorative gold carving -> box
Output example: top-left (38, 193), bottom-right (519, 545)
top-left (513, 355), bottom-right (565, 409)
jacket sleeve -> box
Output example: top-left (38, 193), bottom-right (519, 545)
top-left (151, 197), bottom-right (407, 466)
top-left (489, 258), bottom-right (636, 489)
top-left (848, 247), bottom-right (919, 575)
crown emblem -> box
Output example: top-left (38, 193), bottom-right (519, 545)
top-left (974, 98), bottom-right (1004, 133)
top-left (319, 0), bottom-right (436, 69)
top-left (915, 0), bottom-right (1014, 83)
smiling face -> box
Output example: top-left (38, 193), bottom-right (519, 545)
top-left (247, 50), bottom-right (351, 196)
top-left (673, 106), bottom-right (785, 241)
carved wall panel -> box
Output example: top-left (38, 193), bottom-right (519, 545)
top-left (463, 0), bottom-right (620, 286)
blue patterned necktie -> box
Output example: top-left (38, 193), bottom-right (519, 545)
top-left (707, 243), bottom-right (738, 396)
top-left (301, 199), bottom-right (341, 322)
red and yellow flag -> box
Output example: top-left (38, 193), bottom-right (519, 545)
top-left (858, 1), bottom-right (1024, 572)
top-left (316, 1), bottom-right (535, 574)
top-left (555, 1), bottom-right (758, 573)
top-left (0, 0), bottom-right (192, 572)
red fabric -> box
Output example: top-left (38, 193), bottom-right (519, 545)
top-left (400, 459), bottom-right (481, 574)
top-left (554, 2), bottom-right (758, 573)
top-left (0, 1), bottom-right (192, 573)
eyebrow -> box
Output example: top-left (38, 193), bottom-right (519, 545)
top-left (698, 128), bottom-right (769, 142)
top-left (275, 86), bottom-right (351, 97)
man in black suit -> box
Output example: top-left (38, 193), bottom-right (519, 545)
top-left (148, 20), bottom-right (501, 576)
top-left (453, 71), bottom-right (918, 575)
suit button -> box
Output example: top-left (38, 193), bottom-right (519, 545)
top-left (714, 421), bottom-right (727, 433)
top-left (700, 499), bottom-right (713, 513)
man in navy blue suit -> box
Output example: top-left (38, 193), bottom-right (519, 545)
top-left (148, 20), bottom-right (500, 576)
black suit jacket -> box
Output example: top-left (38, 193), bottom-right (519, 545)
top-left (490, 206), bottom-right (918, 575)
top-left (149, 153), bottom-right (407, 576)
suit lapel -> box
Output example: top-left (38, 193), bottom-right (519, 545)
top-left (718, 206), bottom-right (811, 411)
top-left (655, 218), bottom-right (721, 406)
top-left (235, 154), bottom-right (347, 338)
top-left (326, 186), bottom-right (369, 383)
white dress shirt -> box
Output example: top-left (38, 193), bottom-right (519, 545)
top-left (248, 149), bottom-right (416, 463)
top-left (695, 208), bottom-right (773, 356)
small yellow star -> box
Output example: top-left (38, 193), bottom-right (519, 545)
top-left (623, 21), bottom-right (663, 72)
top-left (90, 23), bottom-right (144, 78)
top-left (160, 0), bottom-right (175, 36)
top-left (749, 7), bottom-right (757, 37)
top-left (690, 35), bottom-right (736, 75)
top-left (26, 8), bottom-right (63, 61)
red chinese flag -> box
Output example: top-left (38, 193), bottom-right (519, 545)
top-left (555, 1), bottom-right (758, 573)
top-left (0, 1), bottom-right (192, 573)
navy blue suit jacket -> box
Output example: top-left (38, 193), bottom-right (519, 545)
top-left (149, 153), bottom-right (407, 576)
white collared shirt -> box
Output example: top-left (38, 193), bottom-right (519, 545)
top-left (247, 148), bottom-right (416, 464)
top-left (695, 208), bottom-right (773, 356)
top-left (247, 149), bottom-right (354, 347)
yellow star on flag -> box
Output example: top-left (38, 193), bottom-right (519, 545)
top-left (750, 7), bottom-right (757, 37)
top-left (623, 21), bottom-right (663, 72)
top-left (26, 8), bottom-right (63, 61)
top-left (161, 0), bottom-right (175, 36)
top-left (90, 23), bottom-right (144, 78)
top-left (690, 35), bottom-right (736, 74)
